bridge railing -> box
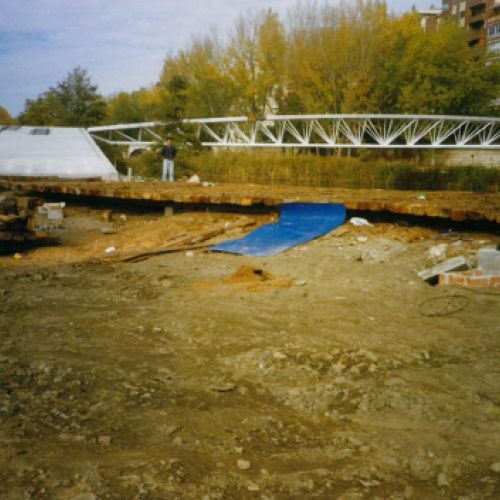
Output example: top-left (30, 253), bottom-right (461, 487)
top-left (88, 114), bottom-right (500, 152)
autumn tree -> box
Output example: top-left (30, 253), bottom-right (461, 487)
top-left (159, 36), bottom-right (235, 118)
top-left (286, 2), bottom-right (345, 113)
top-left (341, 1), bottom-right (388, 113)
top-left (370, 12), bottom-right (423, 113)
top-left (285, 1), bottom-right (498, 116)
top-left (0, 105), bottom-right (15, 125)
top-left (226, 14), bottom-right (260, 114)
top-left (255, 9), bottom-right (287, 114)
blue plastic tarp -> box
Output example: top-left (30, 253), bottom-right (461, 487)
top-left (211, 202), bottom-right (346, 256)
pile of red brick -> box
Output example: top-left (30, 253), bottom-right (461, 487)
top-left (439, 269), bottom-right (500, 288)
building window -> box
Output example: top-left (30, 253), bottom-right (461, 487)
top-left (470, 19), bottom-right (485, 31)
top-left (29, 128), bottom-right (51, 135)
top-left (488, 23), bottom-right (500, 36)
top-left (470, 4), bottom-right (486, 17)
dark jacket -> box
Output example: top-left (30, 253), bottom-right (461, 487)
top-left (161, 144), bottom-right (177, 160)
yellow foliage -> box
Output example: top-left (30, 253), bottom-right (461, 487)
top-left (0, 105), bottom-right (15, 125)
top-left (103, 1), bottom-right (498, 123)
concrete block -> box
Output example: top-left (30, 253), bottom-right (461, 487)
top-left (35, 202), bottom-right (65, 230)
top-left (478, 248), bottom-right (500, 275)
top-left (164, 206), bottom-right (174, 217)
top-left (418, 256), bottom-right (471, 284)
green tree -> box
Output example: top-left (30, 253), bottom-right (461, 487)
top-left (105, 91), bottom-right (146, 124)
top-left (159, 72), bottom-right (189, 121)
top-left (18, 91), bottom-right (66, 126)
top-left (0, 105), bottom-right (16, 125)
top-left (19, 67), bottom-right (106, 126)
top-left (397, 20), bottom-right (499, 115)
top-left (158, 73), bottom-right (189, 140)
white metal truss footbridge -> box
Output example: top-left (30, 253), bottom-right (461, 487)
top-left (88, 114), bottom-right (500, 154)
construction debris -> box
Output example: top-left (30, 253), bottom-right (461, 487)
top-left (438, 269), bottom-right (500, 288)
top-left (350, 217), bottom-right (373, 227)
top-left (433, 248), bottom-right (500, 288)
top-left (105, 220), bottom-right (257, 263)
top-left (477, 247), bottom-right (500, 274)
top-left (418, 256), bottom-right (471, 284)
top-left (0, 193), bottom-right (46, 247)
top-left (427, 243), bottom-right (448, 264)
top-left (356, 238), bottom-right (406, 263)
top-left (210, 383), bottom-right (237, 393)
top-left (34, 202), bottom-right (65, 230)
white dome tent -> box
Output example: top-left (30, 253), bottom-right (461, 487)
top-left (0, 126), bottom-right (118, 180)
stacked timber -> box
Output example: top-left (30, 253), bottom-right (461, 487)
top-left (0, 194), bottom-right (44, 244)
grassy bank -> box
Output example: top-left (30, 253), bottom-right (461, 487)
top-left (126, 149), bottom-right (499, 192)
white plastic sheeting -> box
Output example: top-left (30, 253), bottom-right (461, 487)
top-left (0, 126), bottom-right (118, 179)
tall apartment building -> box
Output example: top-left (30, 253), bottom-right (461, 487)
top-left (486, 1), bottom-right (500, 55)
top-left (418, 1), bottom-right (500, 53)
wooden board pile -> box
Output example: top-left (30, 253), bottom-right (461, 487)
top-left (0, 194), bottom-right (44, 245)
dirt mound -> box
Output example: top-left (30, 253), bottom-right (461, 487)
top-left (196, 265), bottom-right (293, 292)
top-left (223, 266), bottom-right (275, 284)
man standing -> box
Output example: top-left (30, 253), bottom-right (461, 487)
top-left (161, 137), bottom-right (177, 182)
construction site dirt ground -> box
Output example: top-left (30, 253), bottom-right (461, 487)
top-left (0, 205), bottom-right (499, 499)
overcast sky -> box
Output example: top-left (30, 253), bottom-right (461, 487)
top-left (0, 0), bottom-right (432, 117)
